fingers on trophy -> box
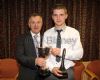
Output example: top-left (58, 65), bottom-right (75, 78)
top-left (37, 47), bottom-right (51, 77)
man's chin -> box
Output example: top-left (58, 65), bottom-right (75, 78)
top-left (32, 31), bottom-right (40, 34)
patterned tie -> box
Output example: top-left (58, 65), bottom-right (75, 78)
top-left (34, 34), bottom-right (39, 57)
top-left (56, 30), bottom-right (62, 62)
top-left (56, 30), bottom-right (62, 48)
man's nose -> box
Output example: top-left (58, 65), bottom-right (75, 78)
top-left (57, 15), bottom-right (60, 20)
top-left (34, 23), bottom-right (38, 26)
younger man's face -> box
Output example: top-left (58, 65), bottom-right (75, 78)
top-left (52, 9), bottom-right (68, 27)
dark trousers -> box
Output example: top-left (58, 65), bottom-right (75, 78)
top-left (44, 67), bottom-right (74, 80)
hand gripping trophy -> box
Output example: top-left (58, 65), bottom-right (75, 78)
top-left (37, 47), bottom-right (50, 77)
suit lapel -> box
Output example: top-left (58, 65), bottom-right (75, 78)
top-left (25, 32), bottom-right (37, 56)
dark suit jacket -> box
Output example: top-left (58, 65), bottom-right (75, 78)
top-left (15, 32), bottom-right (40, 80)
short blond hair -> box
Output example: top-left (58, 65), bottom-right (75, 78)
top-left (51, 4), bottom-right (67, 14)
top-left (28, 13), bottom-right (42, 21)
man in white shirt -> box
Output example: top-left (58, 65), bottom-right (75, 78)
top-left (43, 4), bottom-right (83, 80)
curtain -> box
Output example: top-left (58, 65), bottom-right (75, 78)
top-left (0, 0), bottom-right (100, 61)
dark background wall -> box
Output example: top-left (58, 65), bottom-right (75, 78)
top-left (0, 0), bottom-right (100, 61)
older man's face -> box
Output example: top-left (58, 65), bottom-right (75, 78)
top-left (28, 16), bottom-right (43, 34)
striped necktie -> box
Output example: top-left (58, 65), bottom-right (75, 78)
top-left (34, 34), bottom-right (39, 57)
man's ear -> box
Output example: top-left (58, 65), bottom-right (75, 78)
top-left (52, 14), bottom-right (54, 20)
top-left (65, 14), bottom-right (68, 19)
top-left (28, 22), bottom-right (30, 28)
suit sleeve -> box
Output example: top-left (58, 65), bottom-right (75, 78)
top-left (15, 35), bottom-right (36, 70)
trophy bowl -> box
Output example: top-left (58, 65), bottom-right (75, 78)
top-left (37, 47), bottom-right (50, 77)
top-left (38, 47), bottom-right (50, 58)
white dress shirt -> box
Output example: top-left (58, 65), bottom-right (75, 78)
top-left (43, 26), bottom-right (83, 71)
top-left (30, 31), bottom-right (40, 47)
top-left (30, 31), bottom-right (40, 57)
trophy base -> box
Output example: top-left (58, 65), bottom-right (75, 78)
top-left (59, 70), bottom-right (68, 79)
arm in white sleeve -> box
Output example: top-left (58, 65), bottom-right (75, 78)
top-left (46, 58), bottom-right (54, 72)
top-left (65, 32), bottom-right (83, 60)
top-left (42, 33), bottom-right (49, 48)
top-left (43, 33), bottom-right (54, 71)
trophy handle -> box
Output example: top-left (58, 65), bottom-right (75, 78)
top-left (59, 48), bottom-right (68, 78)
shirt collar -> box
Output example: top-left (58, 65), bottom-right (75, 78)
top-left (30, 31), bottom-right (40, 37)
top-left (54, 25), bottom-right (67, 32)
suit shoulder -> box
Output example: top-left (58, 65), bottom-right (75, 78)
top-left (16, 33), bottom-right (31, 40)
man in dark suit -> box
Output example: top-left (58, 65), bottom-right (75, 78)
top-left (15, 13), bottom-right (46, 80)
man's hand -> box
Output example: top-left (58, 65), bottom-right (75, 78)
top-left (51, 48), bottom-right (61, 56)
top-left (52, 67), bottom-right (63, 77)
top-left (35, 57), bottom-right (46, 67)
